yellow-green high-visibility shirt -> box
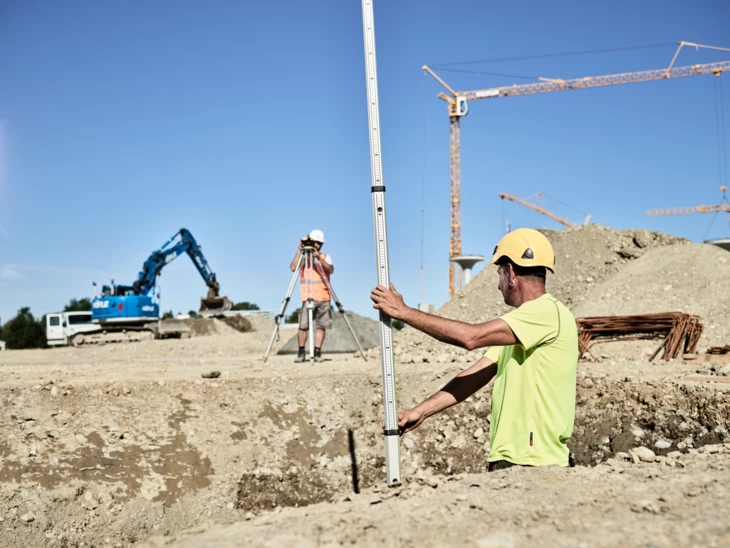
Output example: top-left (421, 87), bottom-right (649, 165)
top-left (483, 293), bottom-right (578, 467)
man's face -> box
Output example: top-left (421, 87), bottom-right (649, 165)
top-left (314, 241), bottom-right (323, 251)
top-left (497, 264), bottom-right (513, 306)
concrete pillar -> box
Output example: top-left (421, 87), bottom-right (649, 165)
top-left (450, 255), bottom-right (485, 286)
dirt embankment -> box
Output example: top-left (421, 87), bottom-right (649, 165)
top-left (395, 226), bottom-right (730, 363)
top-left (573, 243), bottom-right (730, 350)
top-left (0, 345), bottom-right (728, 547)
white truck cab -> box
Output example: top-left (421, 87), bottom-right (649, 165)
top-left (46, 312), bottom-right (99, 347)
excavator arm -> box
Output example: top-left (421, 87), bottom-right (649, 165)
top-left (132, 229), bottom-right (231, 314)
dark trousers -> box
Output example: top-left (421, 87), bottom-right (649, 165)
top-left (488, 458), bottom-right (574, 471)
top-left (488, 460), bottom-right (522, 472)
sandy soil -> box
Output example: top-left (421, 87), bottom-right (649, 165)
top-left (1, 329), bottom-right (729, 547)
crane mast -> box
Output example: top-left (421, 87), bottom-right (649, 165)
top-left (423, 41), bottom-right (730, 297)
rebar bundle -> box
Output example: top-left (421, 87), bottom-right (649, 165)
top-left (707, 345), bottom-right (730, 355)
top-left (576, 312), bottom-right (704, 361)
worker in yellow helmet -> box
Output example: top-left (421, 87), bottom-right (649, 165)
top-left (371, 228), bottom-right (578, 470)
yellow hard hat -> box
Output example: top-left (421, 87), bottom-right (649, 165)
top-left (490, 228), bottom-right (555, 273)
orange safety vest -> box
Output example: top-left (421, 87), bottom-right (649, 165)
top-left (300, 254), bottom-right (332, 302)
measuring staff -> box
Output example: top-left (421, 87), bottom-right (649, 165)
top-left (361, 0), bottom-right (401, 485)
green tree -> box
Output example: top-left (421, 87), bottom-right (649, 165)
top-left (285, 307), bottom-right (301, 323)
top-left (231, 301), bottom-right (260, 311)
top-left (63, 298), bottom-right (92, 312)
top-left (2, 307), bottom-right (47, 349)
top-left (161, 310), bottom-right (174, 319)
top-left (187, 310), bottom-right (198, 318)
top-left (391, 319), bottom-right (405, 331)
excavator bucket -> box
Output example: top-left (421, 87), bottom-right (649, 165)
top-left (199, 295), bottom-right (233, 316)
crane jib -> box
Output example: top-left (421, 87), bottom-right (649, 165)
top-left (424, 43), bottom-right (730, 298)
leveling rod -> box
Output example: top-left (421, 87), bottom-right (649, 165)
top-left (361, 0), bottom-right (401, 486)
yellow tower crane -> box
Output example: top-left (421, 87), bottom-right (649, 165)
top-left (423, 41), bottom-right (730, 297)
top-left (499, 192), bottom-right (591, 228)
top-left (645, 186), bottom-right (730, 216)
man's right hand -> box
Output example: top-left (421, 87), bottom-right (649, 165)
top-left (398, 407), bottom-right (426, 436)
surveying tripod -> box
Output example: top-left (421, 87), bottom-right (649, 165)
top-left (263, 245), bottom-right (367, 363)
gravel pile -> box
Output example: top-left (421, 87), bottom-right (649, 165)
top-left (278, 310), bottom-right (381, 354)
top-left (394, 225), bottom-right (689, 360)
top-left (159, 315), bottom-right (257, 338)
top-left (573, 243), bottom-right (730, 352)
top-left (220, 315), bottom-right (253, 333)
top-left (184, 318), bottom-right (242, 337)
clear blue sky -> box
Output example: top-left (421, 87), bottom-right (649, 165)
top-left (1, 0), bottom-right (729, 325)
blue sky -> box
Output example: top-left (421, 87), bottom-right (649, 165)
top-left (1, 0), bottom-right (729, 325)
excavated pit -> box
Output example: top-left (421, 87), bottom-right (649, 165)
top-left (233, 378), bottom-right (730, 512)
top-left (2, 362), bottom-right (729, 548)
top-left (571, 378), bottom-right (730, 463)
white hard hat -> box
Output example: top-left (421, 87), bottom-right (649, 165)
top-left (309, 229), bottom-right (325, 243)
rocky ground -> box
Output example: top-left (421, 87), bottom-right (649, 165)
top-left (143, 446), bottom-right (730, 548)
top-left (0, 225), bottom-right (728, 547)
top-left (1, 334), bottom-right (729, 547)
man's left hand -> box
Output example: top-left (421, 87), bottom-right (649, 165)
top-left (370, 283), bottom-right (409, 321)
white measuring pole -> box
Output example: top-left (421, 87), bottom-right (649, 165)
top-left (361, 0), bottom-right (401, 486)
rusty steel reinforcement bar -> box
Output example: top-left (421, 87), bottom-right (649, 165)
top-left (576, 312), bottom-right (704, 361)
top-left (707, 345), bottom-right (730, 355)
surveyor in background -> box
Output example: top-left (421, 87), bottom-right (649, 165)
top-left (290, 229), bottom-right (334, 363)
top-left (371, 228), bottom-right (578, 471)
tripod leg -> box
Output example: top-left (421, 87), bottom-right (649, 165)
top-left (307, 299), bottom-right (315, 360)
top-left (313, 262), bottom-right (368, 361)
top-left (263, 253), bottom-right (305, 362)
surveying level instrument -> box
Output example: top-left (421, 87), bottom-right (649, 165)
top-left (361, 0), bottom-right (401, 485)
top-left (263, 242), bottom-right (368, 363)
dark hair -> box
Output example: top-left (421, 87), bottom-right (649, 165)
top-left (495, 257), bottom-right (546, 281)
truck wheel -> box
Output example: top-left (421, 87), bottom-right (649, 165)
top-left (71, 334), bottom-right (86, 347)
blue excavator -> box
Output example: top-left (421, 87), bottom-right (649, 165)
top-left (73, 229), bottom-right (232, 345)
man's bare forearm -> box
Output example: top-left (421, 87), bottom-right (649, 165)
top-left (290, 250), bottom-right (302, 272)
top-left (400, 308), bottom-right (473, 348)
top-left (416, 358), bottom-right (497, 419)
top-left (401, 308), bottom-right (516, 350)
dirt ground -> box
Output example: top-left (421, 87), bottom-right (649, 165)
top-left (1, 328), bottom-right (729, 547)
top-left (1, 227), bottom-right (728, 547)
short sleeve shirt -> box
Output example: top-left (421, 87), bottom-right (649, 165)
top-left (483, 293), bottom-right (578, 466)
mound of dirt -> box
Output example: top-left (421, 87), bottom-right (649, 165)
top-left (278, 311), bottom-right (380, 354)
top-left (184, 318), bottom-right (242, 337)
top-left (573, 243), bottom-right (730, 353)
top-left (220, 315), bottom-right (253, 333)
top-left (243, 314), bottom-right (275, 333)
top-left (395, 225), bottom-right (687, 357)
